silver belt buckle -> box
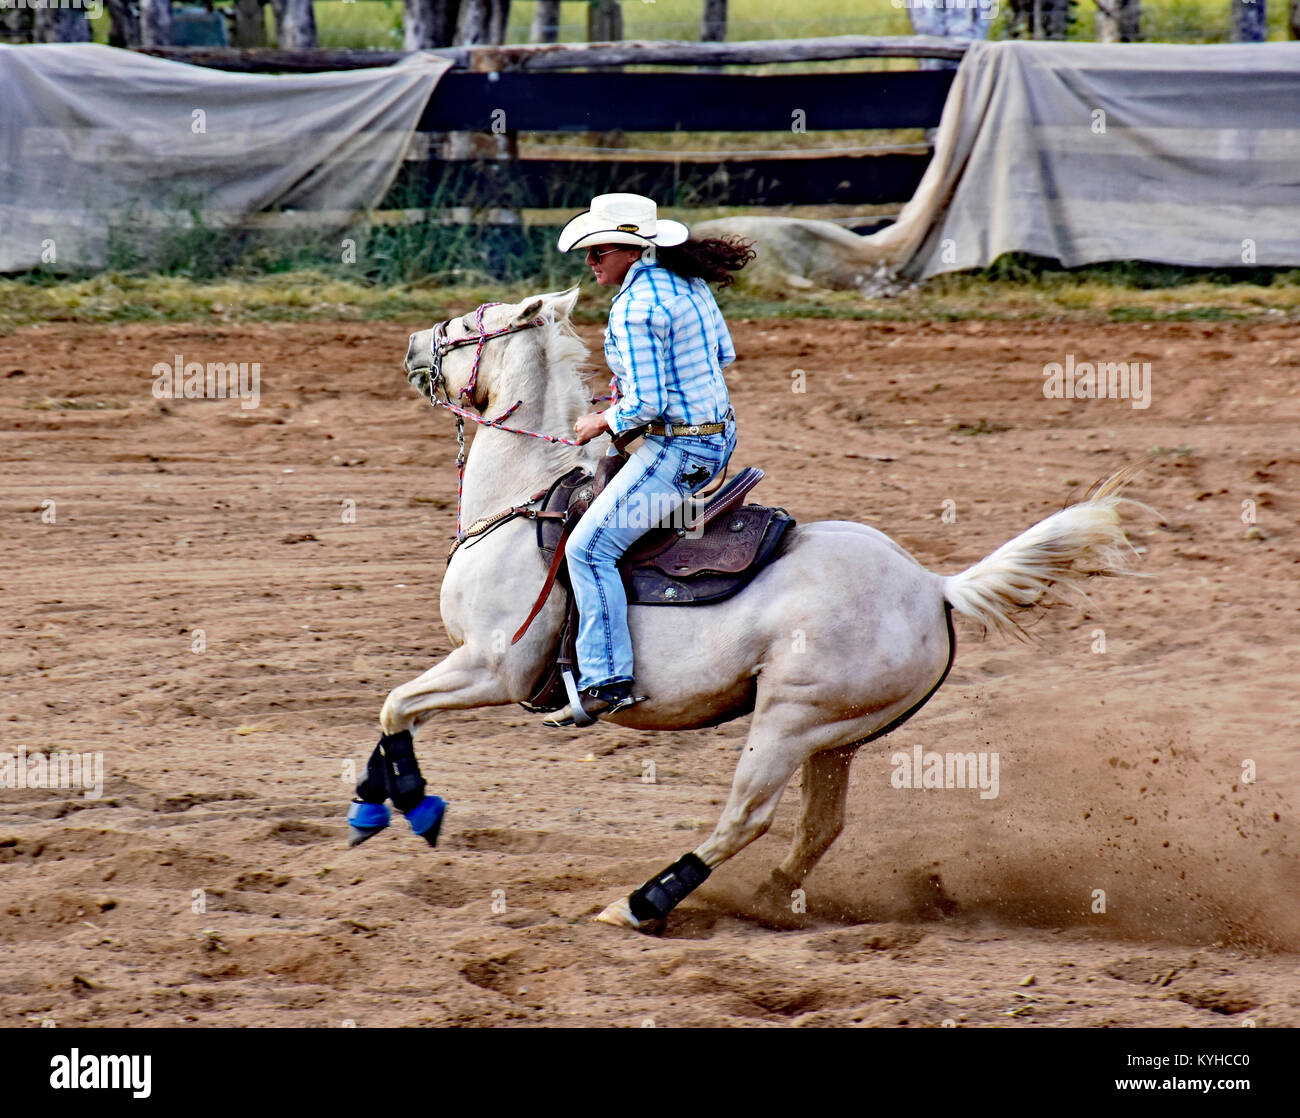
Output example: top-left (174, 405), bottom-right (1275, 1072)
top-left (687, 424), bottom-right (699, 435)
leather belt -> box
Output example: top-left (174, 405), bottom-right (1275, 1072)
top-left (645, 406), bottom-right (734, 438)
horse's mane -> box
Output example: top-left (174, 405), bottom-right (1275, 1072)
top-left (491, 302), bottom-right (601, 474)
top-left (541, 311), bottom-right (595, 419)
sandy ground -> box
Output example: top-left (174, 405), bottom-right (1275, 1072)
top-left (2, 314), bottom-right (1298, 1028)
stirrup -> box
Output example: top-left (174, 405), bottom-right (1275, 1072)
top-left (559, 668), bottom-right (596, 727)
top-left (542, 674), bottom-right (647, 728)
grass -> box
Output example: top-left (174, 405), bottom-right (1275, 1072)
top-left (4, 257), bottom-right (1300, 336)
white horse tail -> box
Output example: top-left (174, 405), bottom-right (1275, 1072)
top-left (941, 467), bottom-right (1149, 639)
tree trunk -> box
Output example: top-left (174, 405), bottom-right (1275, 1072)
top-left (452, 0), bottom-right (508, 45)
top-left (1291, 0), bottom-right (1300, 37)
top-left (488, 0), bottom-right (509, 43)
top-left (409, 0), bottom-right (461, 48)
top-left (530, 0), bottom-right (560, 43)
top-left (1, 8), bottom-right (31, 44)
top-left (140, 0), bottom-right (173, 46)
top-left (104, 0), bottom-right (141, 47)
top-left (1095, 0), bottom-right (1139, 41)
top-left (455, 0), bottom-right (482, 44)
top-left (701, 0), bottom-right (727, 42)
top-left (588, 0), bottom-right (622, 41)
top-left (406, 0), bottom-right (437, 49)
top-left (273, 0), bottom-right (318, 48)
top-left (1232, 0), bottom-right (1267, 40)
top-left (230, 0), bottom-right (267, 47)
top-left (1031, 0), bottom-right (1071, 38)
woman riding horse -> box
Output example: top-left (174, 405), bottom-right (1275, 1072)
top-left (544, 193), bottom-right (755, 726)
top-left (344, 194), bottom-right (754, 846)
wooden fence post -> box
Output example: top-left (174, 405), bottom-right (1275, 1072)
top-left (230, 0), bottom-right (267, 47)
top-left (702, 0), bottom-right (727, 42)
top-left (1232, 0), bottom-right (1267, 40)
top-left (588, 0), bottom-right (622, 42)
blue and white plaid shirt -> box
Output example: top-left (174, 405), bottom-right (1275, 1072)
top-left (602, 259), bottom-right (736, 436)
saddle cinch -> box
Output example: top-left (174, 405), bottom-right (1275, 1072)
top-left (512, 450), bottom-right (795, 715)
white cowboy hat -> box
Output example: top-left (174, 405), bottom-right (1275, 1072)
top-left (556, 193), bottom-right (689, 253)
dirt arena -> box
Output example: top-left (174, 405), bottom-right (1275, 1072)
top-left (2, 312), bottom-right (1298, 1028)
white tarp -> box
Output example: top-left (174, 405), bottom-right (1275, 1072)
top-left (0, 43), bottom-right (450, 272)
top-left (698, 40), bottom-right (1300, 289)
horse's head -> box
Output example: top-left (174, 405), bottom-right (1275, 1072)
top-left (404, 287), bottom-right (583, 413)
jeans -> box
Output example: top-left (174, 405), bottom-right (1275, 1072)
top-left (566, 424), bottom-right (737, 691)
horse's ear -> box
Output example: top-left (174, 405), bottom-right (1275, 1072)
top-left (516, 298), bottom-right (544, 323)
top-left (518, 285), bottom-right (579, 324)
top-left (550, 285), bottom-right (580, 321)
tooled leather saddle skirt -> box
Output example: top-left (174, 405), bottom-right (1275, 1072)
top-left (517, 459), bottom-right (794, 712)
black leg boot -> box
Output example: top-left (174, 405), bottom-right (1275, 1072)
top-left (345, 741), bottom-right (392, 847)
top-left (381, 730), bottom-right (447, 848)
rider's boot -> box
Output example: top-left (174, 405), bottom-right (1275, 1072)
top-left (542, 678), bottom-right (648, 728)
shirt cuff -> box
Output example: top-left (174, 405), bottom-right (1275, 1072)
top-left (604, 406), bottom-right (636, 435)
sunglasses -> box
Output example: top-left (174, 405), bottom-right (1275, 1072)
top-left (585, 245), bottom-right (626, 261)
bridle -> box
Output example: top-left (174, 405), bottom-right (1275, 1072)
top-left (412, 301), bottom-right (589, 540)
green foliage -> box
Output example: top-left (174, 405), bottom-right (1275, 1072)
top-left (976, 254), bottom-right (1300, 291)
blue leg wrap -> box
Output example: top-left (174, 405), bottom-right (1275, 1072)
top-left (404, 795), bottom-right (447, 847)
top-left (346, 799), bottom-right (391, 847)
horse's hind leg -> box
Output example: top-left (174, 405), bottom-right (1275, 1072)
top-left (748, 743), bottom-right (857, 916)
top-left (595, 704), bottom-right (825, 929)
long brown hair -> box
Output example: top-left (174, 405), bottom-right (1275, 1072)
top-left (657, 235), bottom-right (756, 288)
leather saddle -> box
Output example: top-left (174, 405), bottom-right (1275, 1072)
top-left (517, 453), bottom-right (795, 714)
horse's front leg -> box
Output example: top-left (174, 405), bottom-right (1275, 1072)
top-left (347, 646), bottom-right (512, 848)
top-left (380, 644), bottom-right (513, 735)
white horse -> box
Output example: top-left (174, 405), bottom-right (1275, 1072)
top-left (381, 287), bottom-right (1142, 930)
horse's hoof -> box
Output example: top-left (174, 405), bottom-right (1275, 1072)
top-left (594, 897), bottom-right (655, 931)
top-left (346, 800), bottom-right (390, 847)
top-left (405, 795), bottom-right (447, 848)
